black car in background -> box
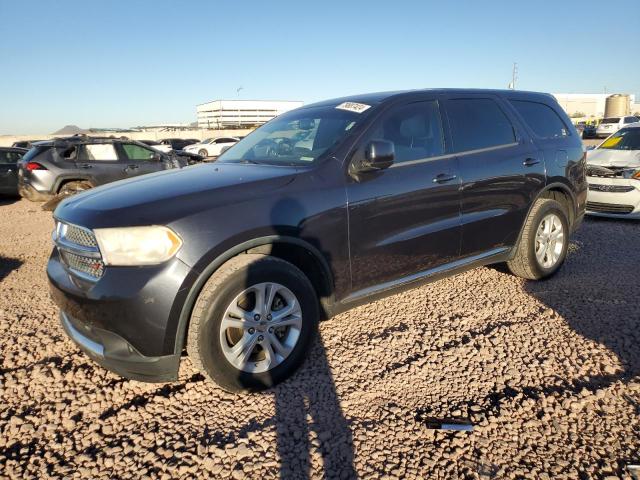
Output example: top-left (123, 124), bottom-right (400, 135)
top-left (0, 147), bottom-right (28, 195)
top-left (159, 138), bottom-right (199, 150)
top-left (12, 140), bottom-right (44, 149)
top-left (48, 89), bottom-right (587, 391)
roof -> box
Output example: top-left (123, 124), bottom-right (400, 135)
top-left (302, 88), bottom-right (555, 109)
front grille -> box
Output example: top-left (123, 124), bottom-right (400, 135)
top-left (63, 224), bottom-right (98, 247)
top-left (586, 165), bottom-right (635, 179)
top-left (60, 250), bottom-right (105, 278)
top-left (586, 201), bottom-right (635, 214)
top-left (54, 221), bottom-right (104, 280)
top-left (588, 184), bottom-right (635, 193)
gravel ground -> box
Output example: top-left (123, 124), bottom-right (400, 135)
top-left (1, 197), bottom-right (639, 480)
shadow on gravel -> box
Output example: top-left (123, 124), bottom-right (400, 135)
top-left (271, 338), bottom-right (356, 480)
top-left (0, 196), bottom-right (20, 207)
top-left (0, 255), bottom-right (22, 283)
top-left (525, 217), bottom-right (640, 387)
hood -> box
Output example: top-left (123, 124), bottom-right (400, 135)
top-left (586, 149), bottom-right (640, 168)
top-left (54, 162), bottom-right (300, 228)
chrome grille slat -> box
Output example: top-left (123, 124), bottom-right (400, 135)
top-left (54, 220), bottom-right (104, 281)
top-left (586, 201), bottom-right (635, 214)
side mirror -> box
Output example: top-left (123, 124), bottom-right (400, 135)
top-left (152, 152), bottom-right (162, 161)
top-left (352, 140), bottom-right (395, 174)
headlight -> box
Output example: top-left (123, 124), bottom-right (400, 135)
top-left (93, 226), bottom-right (182, 266)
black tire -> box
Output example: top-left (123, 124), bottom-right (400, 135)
top-left (198, 149), bottom-right (208, 157)
top-left (187, 254), bottom-right (319, 392)
top-left (507, 198), bottom-right (570, 280)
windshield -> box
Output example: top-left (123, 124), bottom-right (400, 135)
top-left (600, 118), bottom-right (620, 124)
top-left (217, 105), bottom-right (366, 166)
top-left (599, 128), bottom-right (640, 151)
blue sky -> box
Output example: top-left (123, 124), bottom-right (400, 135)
top-left (1, 0), bottom-right (638, 134)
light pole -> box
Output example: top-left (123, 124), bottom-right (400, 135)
top-left (236, 86), bottom-right (243, 128)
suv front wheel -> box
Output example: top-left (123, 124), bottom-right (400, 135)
top-left (187, 254), bottom-right (319, 391)
top-left (507, 198), bottom-right (570, 280)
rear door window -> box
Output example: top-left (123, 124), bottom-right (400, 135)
top-left (510, 100), bottom-right (569, 138)
top-left (446, 98), bottom-right (516, 153)
top-left (624, 116), bottom-right (638, 124)
top-left (78, 144), bottom-right (118, 161)
top-left (600, 118), bottom-right (621, 124)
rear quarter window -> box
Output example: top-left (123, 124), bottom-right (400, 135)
top-left (510, 100), bottom-right (569, 139)
top-left (446, 98), bottom-right (516, 152)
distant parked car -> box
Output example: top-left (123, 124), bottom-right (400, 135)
top-left (596, 116), bottom-right (639, 138)
top-left (159, 138), bottom-right (199, 151)
top-left (138, 140), bottom-right (204, 163)
top-left (0, 147), bottom-right (28, 195)
top-left (581, 123), bottom-right (597, 139)
top-left (12, 140), bottom-right (44, 149)
top-left (18, 136), bottom-right (187, 203)
top-left (183, 137), bottom-right (239, 157)
top-left (586, 124), bottom-right (640, 218)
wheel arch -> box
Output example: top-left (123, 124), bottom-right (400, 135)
top-left (172, 235), bottom-right (335, 355)
top-left (54, 176), bottom-right (95, 194)
top-left (511, 182), bottom-right (577, 259)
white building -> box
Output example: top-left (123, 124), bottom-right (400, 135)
top-left (552, 93), bottom-right (637, 119)
top-left (196, 100), bottom-right (303, 129)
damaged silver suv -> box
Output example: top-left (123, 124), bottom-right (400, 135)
top-left (19, 135), bottom-right (186, 206)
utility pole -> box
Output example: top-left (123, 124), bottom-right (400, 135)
top-left (509, 62), bottom-right (518, 90)
top-left (236, 86), bottom-right (243, 128)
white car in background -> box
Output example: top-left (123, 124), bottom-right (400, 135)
top-left (586, 123), bottom-right (640, 219)
top-left (183, 137), bottom-right (240, 157)
top-left (596, 115), bottom-right (639, 138)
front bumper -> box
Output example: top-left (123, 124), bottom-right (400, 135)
top-left (60, 311), bottom-right (180, 382)
top-left (48, 248), bottom-right (195, 382)
top-left (586, 177), bottom-right (640, 219)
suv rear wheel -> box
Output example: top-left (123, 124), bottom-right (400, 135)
top-left (507, 198), bottom-right (569, 280)
top-left (187, 254), bottom-right (319, 392)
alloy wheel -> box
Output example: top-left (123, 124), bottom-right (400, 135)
top-left (534, 213), bottom-right (565, 269)
top-left (219, 282), bottom-right (302, 373)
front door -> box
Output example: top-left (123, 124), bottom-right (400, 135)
top-left (117, 143), bottom-right (165, 178)
top-left (346, 98), bottom-right (462, 294)
top-left (443, 95), bottom-right (544, 258)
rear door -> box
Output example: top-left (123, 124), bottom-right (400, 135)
top-left (346, 97), bottom-right (462, 293)
top-left (76, 143), bottom-right (126, 186)
top-left (117, 143), bottom-right (165, 178)
top-left (0, 149), bottom-right (22, 194)
top-left (443, 95), bottom-right (544, 258)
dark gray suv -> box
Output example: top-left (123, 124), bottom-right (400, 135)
top-left (19, 135), bottom-right (186, 202)
top-left (48, 89), bottom-right (587, 391)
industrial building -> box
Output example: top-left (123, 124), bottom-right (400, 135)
top-left (552, 93), bottom-right (639, 119)
top-left (196, 100), bottom-right (303, 129)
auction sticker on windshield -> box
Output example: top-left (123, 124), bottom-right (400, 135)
top-left (336, 102), bottom-right (371, 113)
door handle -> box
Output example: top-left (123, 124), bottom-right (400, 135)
top-left (125, 164), bottom-right (140, 171)
top-left (80, 163), bottom-right (93, 169)
top-left (523, 158), bottom-right (540, 167)
top-left (433, 173), bottom-right (457, 184)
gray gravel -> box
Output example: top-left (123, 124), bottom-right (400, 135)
top-left (1, 197), bottom-right (639, 479)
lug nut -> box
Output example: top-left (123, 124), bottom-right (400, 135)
top-left (248, 327), bottom-right (255, 334)
top-left (254, 314), bottom-right (261, 321)
top-left (268, 327), bottom-right (274, 333)
top-left (257, 335), bottom-right (264, 342)
top-left (267, 314), bottom-right (272, 321)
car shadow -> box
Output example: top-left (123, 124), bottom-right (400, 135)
top-left (0, 255), bottom-right (22, 283)
top-left (231, 197), bottom-right (356, 479)
top-left (0, 195), bottom-right (20, 207)
top-left (523, 215), bottom-right (640, 391)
